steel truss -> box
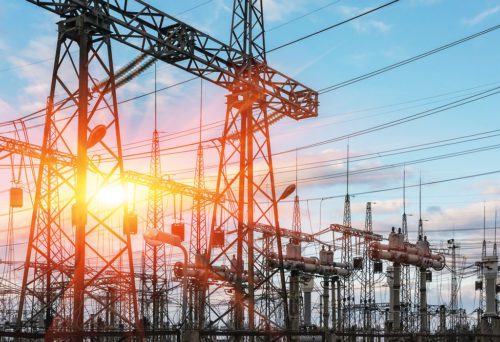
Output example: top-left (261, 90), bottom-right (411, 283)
top-left (141, 129), bottom-right (169, 332)
top-left (17, 14), bottom-right (139, 335)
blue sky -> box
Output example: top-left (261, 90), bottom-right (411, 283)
top-left (0, 0), bottom-right (499, 319)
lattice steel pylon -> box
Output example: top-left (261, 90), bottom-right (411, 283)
top-left (188, 80), bottom-right (208, 330)
top-left (400, 168), bottom-right (413, 332)
top-left (205, 0), bottom-right (308, 335)
top-left (141, 64), bottom-right (168, 332)
top-left (290, 153), bottom-right (302, 333)
top-left (413, 176), bottom-right (424, 333)
top-left (478, 204), bottom-right (487, 322)
top-left (341, 143), bottom-right (354, 334)
top-left (360, 202), bottom-right (375, 337)
top-left (17, 12), bottom-right (138, 338)
top-left (448, 238), bottom-right (458, 330)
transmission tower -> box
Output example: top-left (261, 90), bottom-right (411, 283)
top-left (205, 0), bottom-right (316, 334)
top-left (341, 143), bottom-right (354, 333)
top-left (22, 0), bottom-right (317, 338)
top-left (360, 202), bottom-right (375, 335)
top-left (188, 80), bottom-right (208, 329)
top-left (289, 150), bottom-right (302, 334)
top-left (141, 63), bottom-right (168, 331)
top-left (448, 238), bottom-right (458, 330)
top-left (478, 204), bottom-right (487, 321)
top-left (400, 168), bottom-right (413, 332)
top-left (17, 12), bottom-right (139, 337)
top-left (413, 176), bottom-right (425, 333)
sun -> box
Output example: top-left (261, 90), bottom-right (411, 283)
top-left (95, 185), bottom-right (126, 206)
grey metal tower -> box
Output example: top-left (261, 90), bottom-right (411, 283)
top-left (341, 143), bottom-right (354, 334)
top-left (400, 168), bottom-right (413, 332)
top-left (360, 202), bottom-right (375, 336)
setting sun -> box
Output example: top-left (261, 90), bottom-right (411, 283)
top-left (95, 185), bottom-right (126, 206)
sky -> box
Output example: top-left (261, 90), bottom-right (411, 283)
top-left (0, 0), bottom-right (499, 325)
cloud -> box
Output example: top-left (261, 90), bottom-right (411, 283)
top-left (426, 205), bottom-right (442, 214)
top-left (352, 19), bottom-right (392, 33)
top-left (7, 34), bottom-right (55, 113)
top-left (263, 0), bottom-right (304, 22)
top-left (0, 98), bottom-right (15, 117)
top-left (480, 184), bottom-right (500, 195)
top-left (463, 5), bottom-right (500, 26)
top-left (338, 5), bottom-right (392, 34)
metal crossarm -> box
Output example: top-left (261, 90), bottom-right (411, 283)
top-left (122, 170), bottom-right (221, 203)
top-left (26, 0), bottom-right (318, 121)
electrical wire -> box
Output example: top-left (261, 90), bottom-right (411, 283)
top-left (267, 0), bottom-right (400, 53)
top-left (318, 24), bottom-right (500, 94)
top-left (266, 0), bottom-right (342, 33)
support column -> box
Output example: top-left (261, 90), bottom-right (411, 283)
top-left (419, 268), bottom-right (428, 334)
top-left (323, 277), bottom-right (331, 341)
top-left (290, 270), bottom-right (300, 341)
top-left (332, 276), bottom-right (338, 331)
top-left (392, 263), bottom-right (401, 333)
top-left (73, 19), bottom-right (89, 338)
top-left (439, 305), bottom-right (446, 338)
top-left (386, 266), bottom-right (394, 334)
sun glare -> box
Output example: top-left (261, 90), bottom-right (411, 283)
top-left (95, 185), bottom-right (126, 206)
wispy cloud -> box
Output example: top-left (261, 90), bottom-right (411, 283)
top-left (338, 5), bottom-right (392, 34)
top-left (263, 0), bottom-right (304, 22)
top-left (463, 5), bottom-right (500, 26)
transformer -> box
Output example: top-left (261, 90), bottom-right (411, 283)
top-left (171, 222), bottom-right (185, 241)
top-left (212, 229), bottom-right (225, 248)
top-left (9, 187), bottom-right (23, 208)
top-left (124, 212), bottom-right (138, 235)
top-left (374, 261), bottom-right (383, 273)
top-left (353, 256), bottom-right (363, 270)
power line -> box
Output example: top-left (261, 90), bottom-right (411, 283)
top-left (268, 0), bottom-right (399, 52)
top-left (293, 169), bottom-right (500, 202)
top-left (276, 86), bottom-right (500, 155)
top-left (169, 126), bottom-right (500, 176)
top-left (275, 143), bottom-right (500, 187)
top-left (318, 24), bottom-right (500, 94)
top-left (266, 0), bottom-right (342, 33)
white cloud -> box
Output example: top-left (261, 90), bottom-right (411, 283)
top-left (0, 98), bottom-right (14, 117)
top-left (338, 5), bottom-right (392, 34)
top-left (463, 5), bottom-right (500, 26)
top-left (263, 0), bottom-right (304, 22)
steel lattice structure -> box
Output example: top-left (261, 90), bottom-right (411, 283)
top-left (140, 129), bottom-right (169, 331)
top-left (360, 202), bottom-right (375, 336)
top-left (400, 169), bottom-right (413, 332)
top-left (17, 14), bottom-right (139, 335)
top-left (16, 0), bottom-right (317, 340)
top-left (341, 146), bottom-right (354, 334)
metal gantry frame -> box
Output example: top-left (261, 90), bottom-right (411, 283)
top-left (17, 14), bottom-right (139, 336)
top-left (15, 0), bottom-right (318, 339)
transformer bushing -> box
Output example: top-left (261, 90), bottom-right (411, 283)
top-left (369, 228), bottom-right (445, 336)
top-left (482, 255), bottom-right (499, 317)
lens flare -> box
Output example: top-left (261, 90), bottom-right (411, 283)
top-left (95, 185), bottom-right (126, 206)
